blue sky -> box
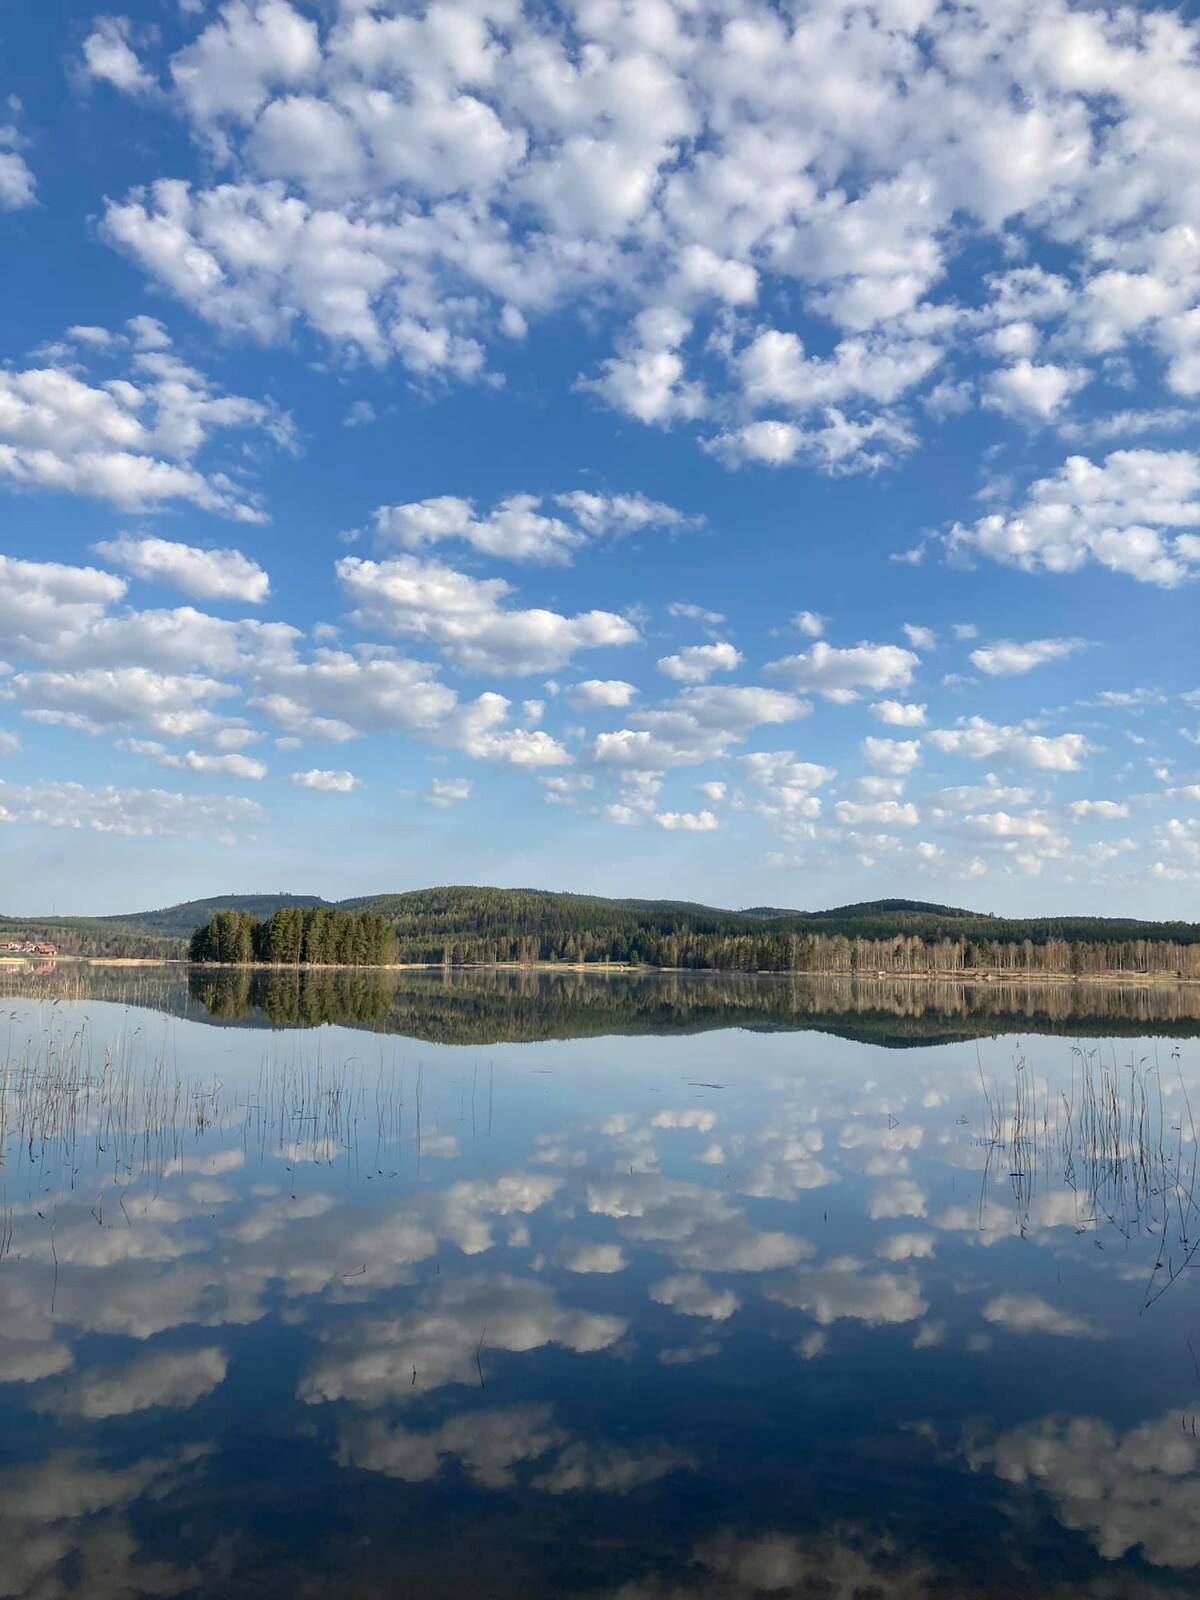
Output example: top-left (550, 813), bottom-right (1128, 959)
top-left (0, 0), bottom-right (1198, 917)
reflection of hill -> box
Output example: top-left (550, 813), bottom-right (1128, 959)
top-left (4, 964), bottom-right (1200, 1046)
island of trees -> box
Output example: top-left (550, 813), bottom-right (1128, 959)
top-left (180, 888), bottom-right (1200, 980)
top-left (188, 907), bottom-right (396, 966)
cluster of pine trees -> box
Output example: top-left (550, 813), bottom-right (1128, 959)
top-left (188, 907), bottom-right (396, 966)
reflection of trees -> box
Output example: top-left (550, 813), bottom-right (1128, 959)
top-left (7, 963), bottom-right (1200, 1045)
top-left (189, 968), bottom-right (1200, 1046)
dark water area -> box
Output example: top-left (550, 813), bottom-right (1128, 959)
top-left (1, 967), bottom-right (1199, 1597)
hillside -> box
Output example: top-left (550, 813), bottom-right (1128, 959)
top-left (105, 894), bottom-right (334, 936)
top-left (5, 885), bottom-right (1200, 970)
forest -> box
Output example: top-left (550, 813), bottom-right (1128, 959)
top-left (7, 884), bottom-right (1200, 974)
top-left (185, 887), bottom-right (1200, 978)
top-left (188, 906), bottom-right (396, 966)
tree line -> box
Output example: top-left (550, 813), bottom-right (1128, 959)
top-left (188, 907), bottom-right (396, 966)
top-left (188, 904), bottom-right (1200, 979)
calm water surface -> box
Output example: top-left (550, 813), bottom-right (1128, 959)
top-left (1, 966), bottom-right (1199, 1598)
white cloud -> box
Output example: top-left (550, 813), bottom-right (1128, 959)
top-left (337, 555), bottom-right (638, 675)
top-left (88, 0), bottom-right (1200, 495)
top-left (568, 679), bottom-right (637, 710)
top-left (34, 1347), bottom-right (226, 1418)
top-left (953, 450), bottom-right (1200, 586)
top-left (557, 1243), bottom-right (626, 1275)
top-left (654, 809), bottom-right (718, 832)
top-left (834, 799), bottom-right (920, 827)
top-left (93, 534), bottom-right (270, 603)
top-left (668, 603), bottom-right (724, 625)
top-left (170, 0), bottom-right (320, 124)
top-left (876, 1234), bottom-right (936, 1262)
top-left (0, 340), bottom-right (290, 521)
top-left (0, 779), bottom-right (263, 839)
top-left (740, 753), bottom-right (835, 835)
top-left (595, 686), bottom-right (808, 771)
top-left (928, 718), bottom-right (1093, 772)
top-left (290, 768), bottom-right (361, 792)
top-left (765, 1257), bottom-right (927, 1326)
top-left (869, 700), bottom-right (926, 726)
top-left (582, 309), bottom-right (706, 427)
top-left (81, 16), bottom-right (157, 94)
top-left (981, 1293), bottom-right (1104, 1340)
top-left (300, 1272), bottom-right (626, 1406)
top-left (969, 1409), bottom-right (1200, 1569)
top-left (650, 1273), bottom-right (740, 1322)
top-left (902, 625), bottom-right (936, 650)
top-left (425, 776), bottom-right (471, 808)
top-left (706, 411), bottom-right (916, 473)
top-left (970, 638), bottom-right (1087, 677)
top-left (861, 736), bottom-right (921, 774)
top-left (12, 665), bottom-right (238, 737)
top-left (159, 749), bottom-right (267, 780)
top-left (983, 359), bottom-right (1089, 420)
top-left (792, 611), bottom-right (825, 638)
top-left (656, 642), bottom-right (742, 684)
top-left (0, 138), bottom-right (35, 210)
top-left (1068, 799), bottom-right (1129, 820)
top-left (766, 641), bottom-right (919, 700)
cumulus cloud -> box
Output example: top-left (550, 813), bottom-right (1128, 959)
top-left (424, 776), bottom-right (471, 808)
top-left (337, 554), bottom-right (638, 675)
top-left (373, 489), bottom-right (694, 566)
top-left (766, 641), bottom-right (919, 701)
top-left (0, 779), bottom-right (263, 840)
top-left (952, 451), bottom-right (1200, 586)
top-left (869, 700), bottom-right (926, 727)
top-left (650, 1273), bottom-right (740, 1322)
top-left (765, 1257), bottom-right (927, 1326)
top-left (300, 1272), bottom-right (627, 1407)
top-left (969, 1409), bottom-right (1200, 1568)
top-left (657, 642), bottom-right (742, 684)
top-left (654, 809), bottom-right (718, 832)
top-left (80, 16), bottom-right (157, 94)
top-left (289, 768), bottom-right (361, 792)
top-left (981, 1293), bottom-right (1105, 1340)
top-left (88, 0), bottom-right (1200, 492)
top-left (93, 534), bottom-right (270, 603)
top-left (861, 736), bottom-right (921, 774)
top-left (0, 114), bottom-right (35, 210)
top-left (595, 686), bottom-right (809, 772)
top-left (33, 1347), bottom-right (226, 1418)
top-left (0, 337), bottom-right (290, 520)
top-left (568, 679), bottom-right (637, 710)
top-left (928, 718), bottom-right (1093, 771)
top-left (982, 359), bottom-right (1089, 420)
top-left (969, 638), bottom-right (1087, 677)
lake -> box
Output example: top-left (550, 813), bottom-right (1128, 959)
top-left (1, 964), bottom-right (1198, 1598)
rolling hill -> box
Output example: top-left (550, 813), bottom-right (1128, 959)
top-left (4, 885), bottom-right (1198, 967)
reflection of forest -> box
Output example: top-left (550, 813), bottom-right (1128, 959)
top-left (4, 963), bottom-right (1200, 1045)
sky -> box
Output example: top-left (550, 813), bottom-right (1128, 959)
top-left (0, 0), bottom-right (1198, 918)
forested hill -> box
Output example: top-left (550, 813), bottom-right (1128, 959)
top-left (105, 894), bottom-right (334, 935)
top-left (179, 886), bottom-right (1200, 978)
top-left (5, 885), bottom-right (1200, 969)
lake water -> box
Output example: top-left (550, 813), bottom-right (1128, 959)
top-left (2, 965), bottom-right (1199, 1598)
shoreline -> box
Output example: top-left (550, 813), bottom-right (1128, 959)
top-left (12, 956), bottom-right (1198, 988)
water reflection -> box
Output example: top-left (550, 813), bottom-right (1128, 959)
top-left (6, 959), bottom-right (1200, 1045)
top-left (1, 978), bottom-right (1199, 1596)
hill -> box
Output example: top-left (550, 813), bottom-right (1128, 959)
top-left (5, 885), bottom-right (1200, 971)
top-left (105, 893), bottom-right (334, 936)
